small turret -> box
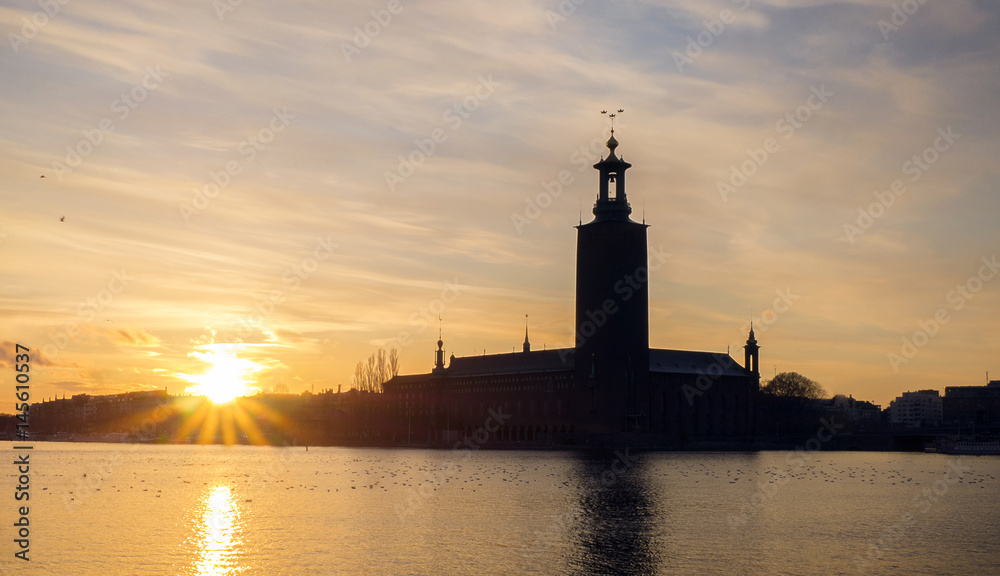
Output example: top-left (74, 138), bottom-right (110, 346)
top-left (744, 324), bottom-right (760, 376)
top-left (433, 318), bottom-right (446, 374)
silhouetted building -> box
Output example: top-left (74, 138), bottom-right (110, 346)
top-left (382, 130), bottom-right (760, 445)
top-left (821, 394), bottom-right (882, 423)
top-left (32, 389), bottom-right (175, 438)
top-left (943, 380), bottom-right (1000, 430)
top-left (810, 394), bottom-right (884, 435)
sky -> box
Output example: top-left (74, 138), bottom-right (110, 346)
top-left (1, 0), bottom-right (999, 410)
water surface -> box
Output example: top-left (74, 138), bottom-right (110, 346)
top-left (8, 443), bottom-right (999, 575)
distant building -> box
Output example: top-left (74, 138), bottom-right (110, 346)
top-left (822, 394), bottom-right (882, 425)
top-left (943, 380), bottom-right (1000, 430)
top-left (383, 130), bottom-right (760, 445)
top-left (888, 390), bottom-right (942, 428)
top-left (33, 389), bottom-right (173, 436)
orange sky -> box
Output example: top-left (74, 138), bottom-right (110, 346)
top-left (2, 0), bottom-right (999, 410)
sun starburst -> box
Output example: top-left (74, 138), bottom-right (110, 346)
top-left (180, 345), bottom-right (263, 404)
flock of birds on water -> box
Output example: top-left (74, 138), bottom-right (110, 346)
top-left (39, 449), bottom-right (1000, 507)
top-left (31, 449), bottom-right (1000, 574)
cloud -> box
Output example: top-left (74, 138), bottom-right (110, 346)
top-left (1, 0), bottom-right (999, 408)
top-left (104, 327), bottom-right (160, 347)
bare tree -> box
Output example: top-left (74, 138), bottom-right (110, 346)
top-left (388, 347), bottom-right (399, 379)
top-left (365, 354), bottom-right (378, 392)
top-left (375, 348), bottom-right (387, 390)
top-left (352, 361), bottom-right (365, 392)
top-left (352, 347), bottom-right (398, 393)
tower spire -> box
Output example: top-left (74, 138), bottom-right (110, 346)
top-left (523, 314), bottom-right (531, 353)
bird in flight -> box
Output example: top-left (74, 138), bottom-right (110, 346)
top-left (59, 216), bottom-right (65, 222)
top-left (40, 175), bottom-right (45, 178)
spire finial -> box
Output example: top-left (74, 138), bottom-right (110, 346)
top-left (601, 108), bottom-right (624, 135)
top-left (600, 109), bottom-right (624, 157)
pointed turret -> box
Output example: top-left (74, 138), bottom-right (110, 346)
top-left (744, 323), bottom-right (760, 376)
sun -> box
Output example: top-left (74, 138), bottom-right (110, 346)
top-left (181, 346), bottom-right (262, 404)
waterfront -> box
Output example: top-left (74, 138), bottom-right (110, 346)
top-left (6, 443), bottom-right (999, 575)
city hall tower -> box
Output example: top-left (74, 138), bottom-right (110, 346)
top-left (574, 129), bottom-right (651, 431)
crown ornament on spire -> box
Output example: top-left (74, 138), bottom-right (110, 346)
top-left (601, 108), bottom-right (624, 134)
top-left (600, 109), bottom-right (624, 157)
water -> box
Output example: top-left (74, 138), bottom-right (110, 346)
top-left (7, 442), bottom-right (999, 575)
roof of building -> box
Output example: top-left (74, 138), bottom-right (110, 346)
top-left (945, 383), bottom-right (1000, 398)
top-left (386, 347), bottom-right (753, 387)
top-left (649, 348), bottom-right (749, 377)
top-left (446, 348), bottom-right (575, 376)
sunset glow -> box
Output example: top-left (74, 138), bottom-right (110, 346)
top-left (2, 0), bottom-right (999, 411)
top-left (180, 346), bottom-right (263, 404)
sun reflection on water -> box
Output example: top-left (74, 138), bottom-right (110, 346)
top-left (192, 484), bottom-right (245, 576)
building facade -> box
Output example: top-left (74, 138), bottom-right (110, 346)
top-left (943, 380), bottom-right (1000, 429)
top-left (888, 389), bottom-right (943, 428)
